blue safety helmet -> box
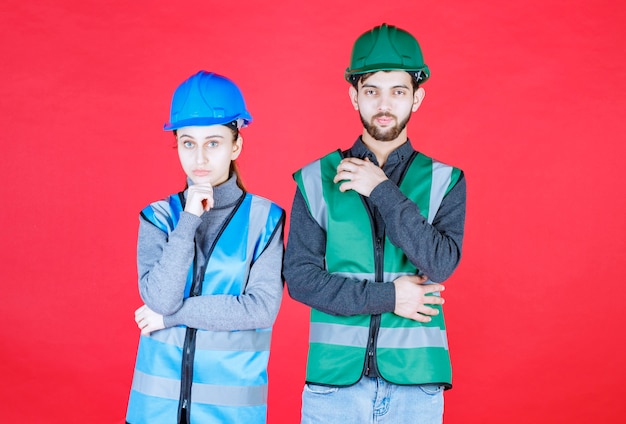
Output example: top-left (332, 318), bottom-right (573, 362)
top-left (164, 71), bottom-right (252, 131)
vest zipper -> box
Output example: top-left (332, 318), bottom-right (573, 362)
top-left (372, 236), bottom-right (385, 374)
top-left (364, 205), bottom-right (385, 377)
top-left (178, 259), bottom-right (204, 424)
top-left (177, 192), bottom-right (246, 423)
top-left (365, 153), bottom-right (415, 377)
top-left (374, 236), bottom-right (384, 282)
top-left (366, 314), bottom-right (381, 375)
top-left (179, 327), bottom-right (197, 423)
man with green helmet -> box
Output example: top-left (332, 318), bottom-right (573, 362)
top-left (284, 24), bottom-right (466, 423)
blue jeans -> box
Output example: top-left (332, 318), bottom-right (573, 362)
top-left (301, 377), bottom-right (444, 424)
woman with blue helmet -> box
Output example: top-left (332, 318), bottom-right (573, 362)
top-left (126, 71), bottom-right (285, 424)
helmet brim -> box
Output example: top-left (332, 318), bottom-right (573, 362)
top-left (164, 114), bottom-right (252, 131)
top-left (345, 65), bottom-right (430, 83)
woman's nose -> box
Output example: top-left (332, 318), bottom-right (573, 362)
top-left (196, 149), bottom-right (208, 164)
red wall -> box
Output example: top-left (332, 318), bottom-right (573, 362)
top-left (1, 1), bottom-right (625, 422)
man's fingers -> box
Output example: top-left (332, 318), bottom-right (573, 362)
top-left (333, 171), bottom-right (352, 184)
top-left (421, 283), bottom-right (445, 293)
top-left (396, 304), bottom-right (442, 322)
top-left (422, 294), bottom-right (445, 306)
top-left (418, 304), bottom-right (441, 316)
top-left (410, 306), bottom-right (442, 322)
top-left (401, 310), bottom-right (434, 323)
top-left (338, 182), bottom-right (352, 192)
top-left (411, 314), bottom-right (433, 323)
top-left (335, 159), bottom-right (366, 181)
top-left (338, 157), bottom-right (364, 168)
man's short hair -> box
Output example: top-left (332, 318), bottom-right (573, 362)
top-left (348, 70), bottom-right (424, 92)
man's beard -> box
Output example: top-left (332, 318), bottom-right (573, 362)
top-left (360, 112), bottom-right (411, 142)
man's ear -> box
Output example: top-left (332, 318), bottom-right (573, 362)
top-left (412, 87), bottom-right (426, 112)
top-left (349, 86), bottom-right (359, 110)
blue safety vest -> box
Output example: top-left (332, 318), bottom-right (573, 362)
top-left (126, 192), bottom-right (283, 424)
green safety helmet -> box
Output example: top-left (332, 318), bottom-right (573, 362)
top-left (345, 23), bottom-right (430, 85)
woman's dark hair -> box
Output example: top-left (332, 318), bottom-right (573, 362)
top-left (225, 123), bottom-right (246, 191)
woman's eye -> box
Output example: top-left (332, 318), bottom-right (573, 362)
top-left (183, 140), bottom-right (194, 148)
top-left (207, 141), bottom-right (219, 148)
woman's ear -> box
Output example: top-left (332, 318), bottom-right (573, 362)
top-left (231, 135), bottom-right (243, 160)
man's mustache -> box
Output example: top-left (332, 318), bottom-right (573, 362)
top-left (373, 112), bottom-right (396, 119)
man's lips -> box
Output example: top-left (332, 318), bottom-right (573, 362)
top-left (374, 114), bottom-right (395, 126)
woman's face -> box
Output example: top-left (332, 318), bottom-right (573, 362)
top-left (176, 125), bottom-right (242, 186)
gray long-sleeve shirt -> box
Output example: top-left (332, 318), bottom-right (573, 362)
top-left (137, 175), bottom-right (285, 331)
top-left (284, 138), bottom-right (466, 317)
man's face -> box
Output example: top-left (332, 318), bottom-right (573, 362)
top-left (350, 71), bottom-right (425, 143)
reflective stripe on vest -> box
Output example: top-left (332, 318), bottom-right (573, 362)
top-left (127, 192), bottom-right (283, 424)
top-left (294, 150), bottom-right (460, 386)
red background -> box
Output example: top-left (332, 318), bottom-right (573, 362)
top-left (1, 1), bottom-right (625, 422)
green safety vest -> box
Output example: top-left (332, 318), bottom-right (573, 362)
top-left (294, 150), bottom-right (461, 387)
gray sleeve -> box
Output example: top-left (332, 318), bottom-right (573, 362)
top-left (284, 188), bottom-right (396, 316)
top-left (137, 211), bottom-right (201, 315)
top-left (369, 173), bottom-right (466, 283)
top-left (162, 220), bottom-right (285, 331)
